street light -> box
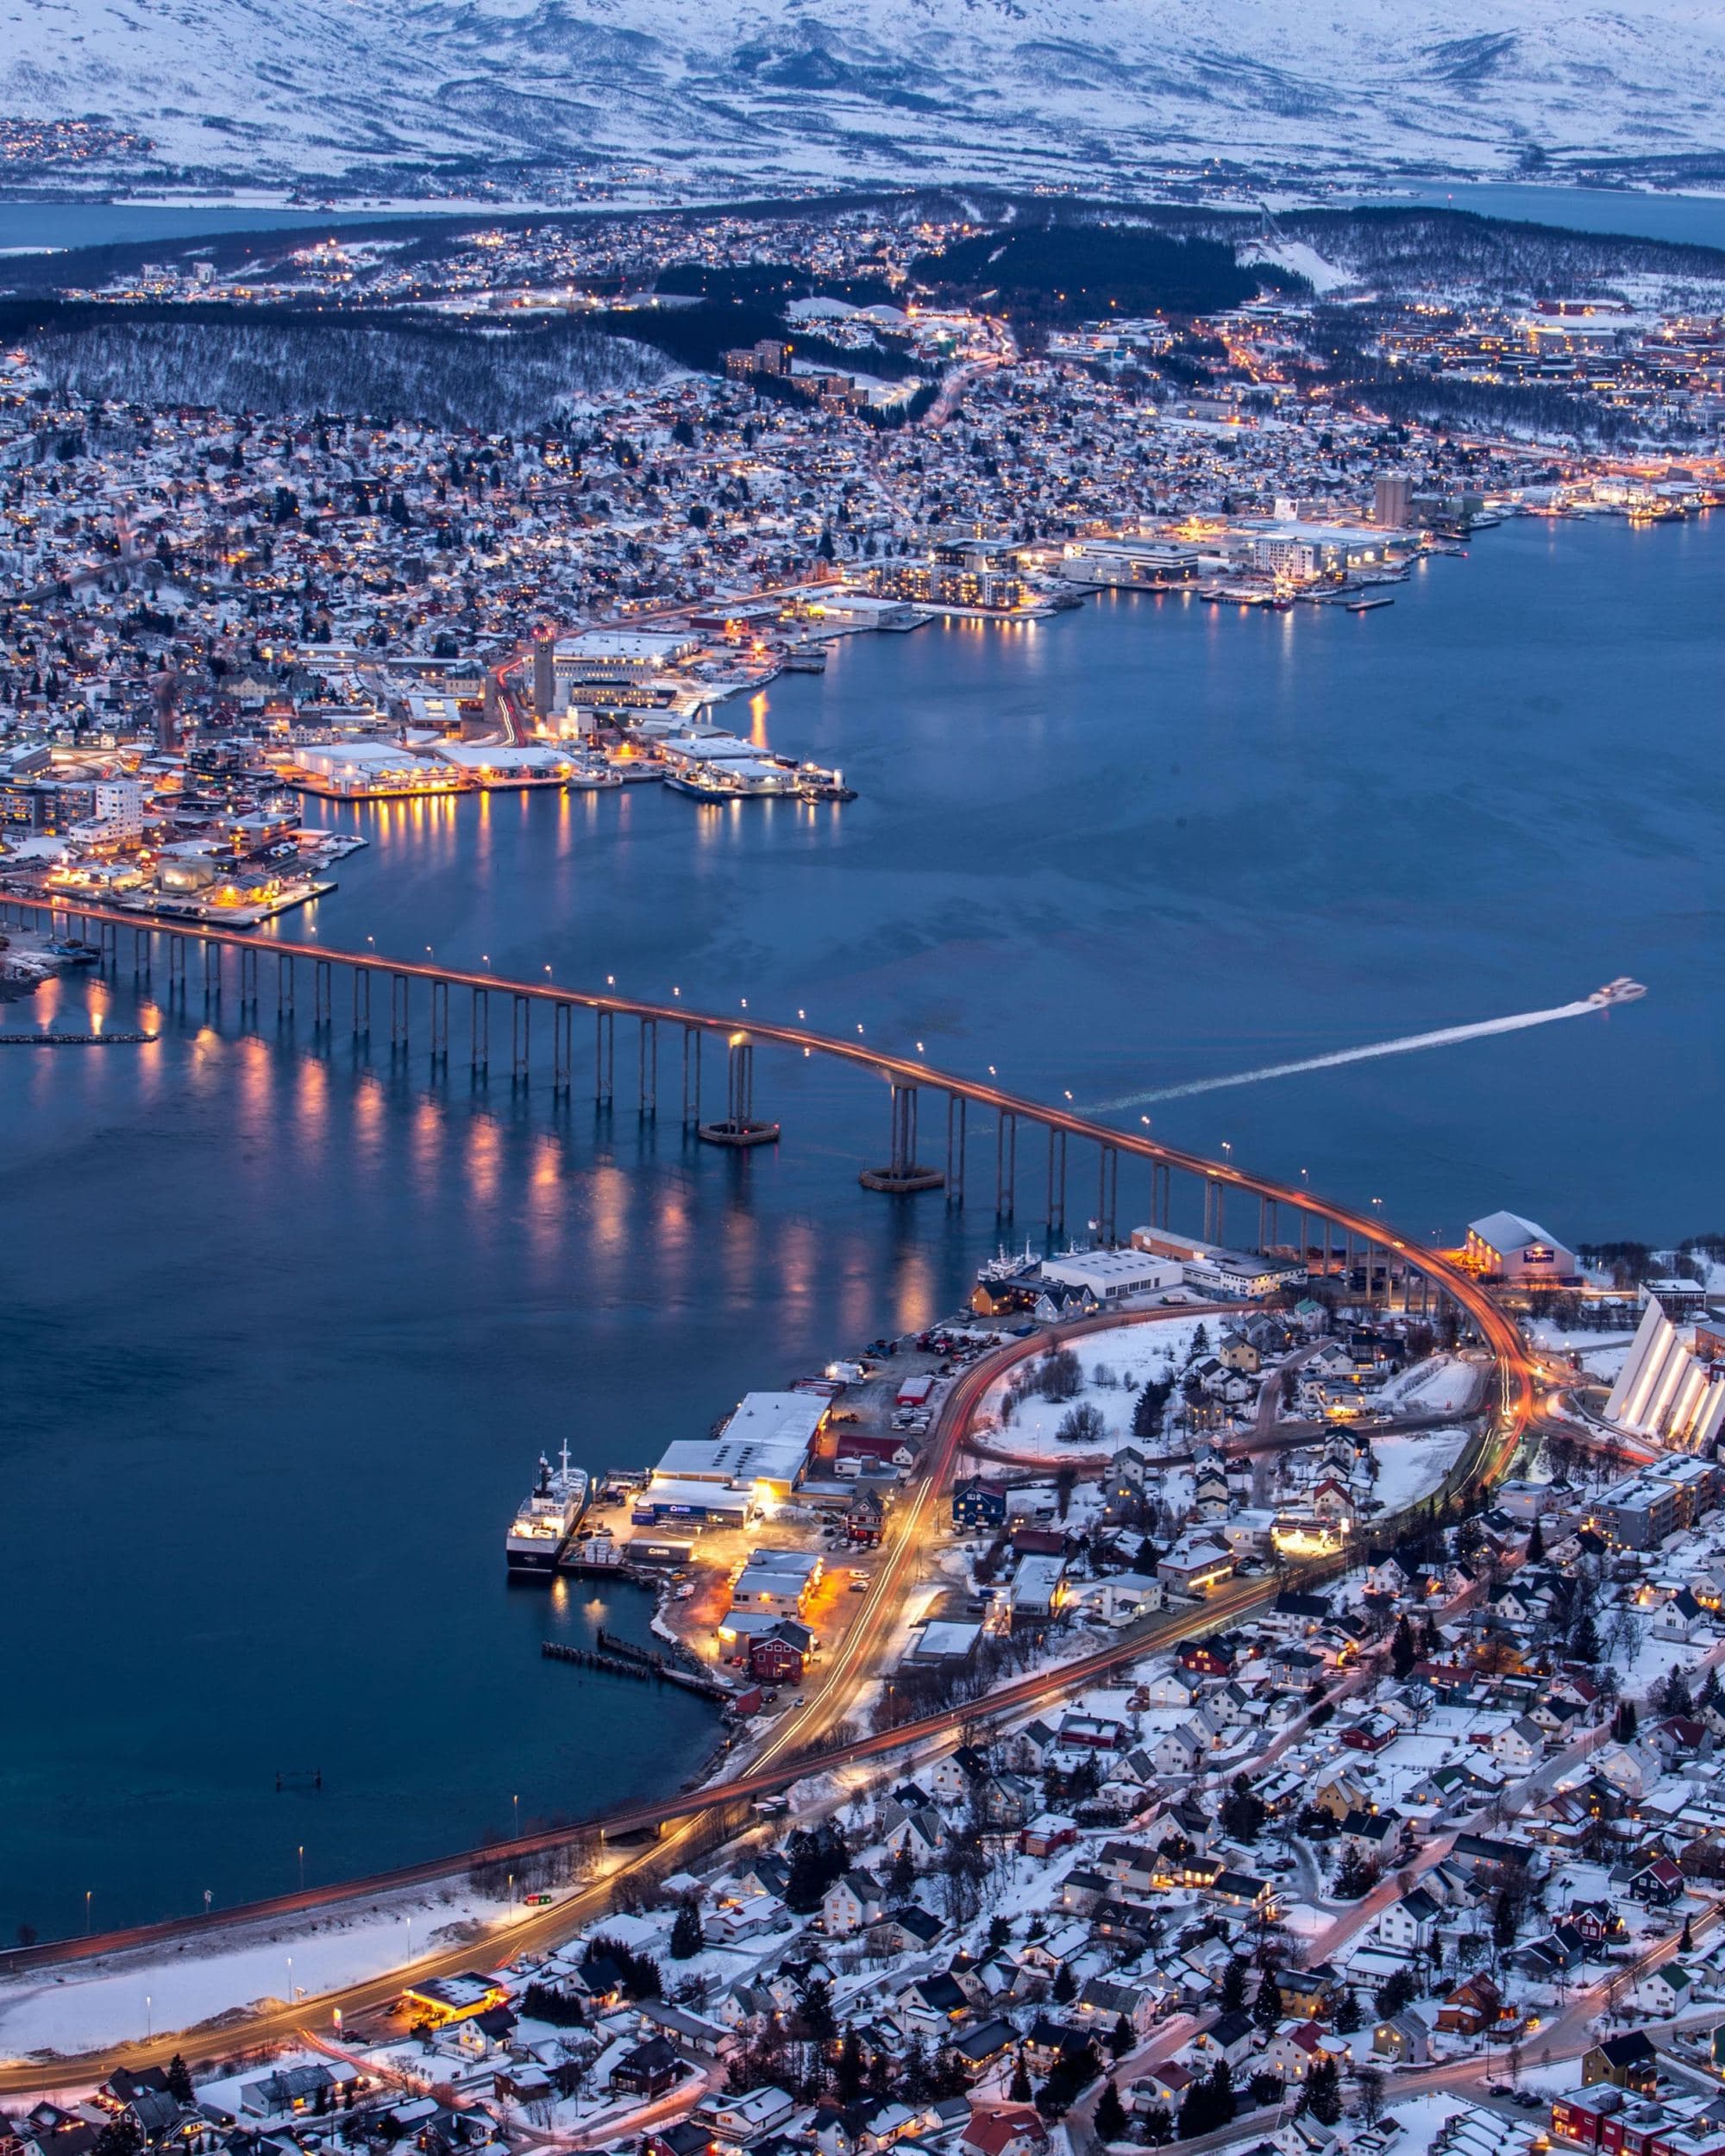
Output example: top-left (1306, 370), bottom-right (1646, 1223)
top-left (85, 1890), bottom-right (92, 1935)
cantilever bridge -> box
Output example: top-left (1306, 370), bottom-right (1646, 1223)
top-left (0, 892), bottom-right (1537, 2042)
top-left (9, 893), bottom-right (1461, 1307)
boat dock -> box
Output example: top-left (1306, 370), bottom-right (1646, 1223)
top-left (0, 1030), bottom-right (159, 1045)
top-left (542, 1636), bottom-right (731, 1702)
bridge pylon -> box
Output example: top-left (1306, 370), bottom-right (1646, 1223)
top-left (698, 1034), bottom-right (778, 1148)
top-left (861, 1081), bottom-right (944, 1193)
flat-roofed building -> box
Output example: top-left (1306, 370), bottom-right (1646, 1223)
top-left (551, 630), bottom-right (699, 680)
top-left (1060, 537), bottom-right (1204, 586)
top-left (1040, 1250), bottom-right (1184, 1303)
top-left (728, 1548), bottom-right (824, 1618)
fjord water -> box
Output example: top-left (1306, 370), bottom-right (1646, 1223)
top-left (3, 511), bottom-right (1721, 1938)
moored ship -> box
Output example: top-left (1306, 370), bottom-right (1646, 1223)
top-left (505, 1442), bottom-right (590, 1571)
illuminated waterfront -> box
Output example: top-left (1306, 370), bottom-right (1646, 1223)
top-left (2, 510), bottom-right (1720, 1935)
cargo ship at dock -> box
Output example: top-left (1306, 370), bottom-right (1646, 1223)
top-left (505, 1443), bottom-right (590, 1572)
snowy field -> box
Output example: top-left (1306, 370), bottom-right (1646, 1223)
top-left (1373, 1355), bottom-right (1484, 1417)
top-left (974, 1314), bottom-right (1220, 1459)
top-left (1371, 1424), bottom-right (1471, 1513)
top-left (0, 1882), bottom-right (535, 2069)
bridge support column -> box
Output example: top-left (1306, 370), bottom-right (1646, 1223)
top-left (681, 1025), bottom-right (700, 1128)
top-left (470, 987), bottom-right (487, 1071)
top-left (595, 1010), bottom-right (614, 1106)
top-left (354, 968), bottom-right (372, 1039)
top-left (134, 927), bottom-right (149, 975)
top-left (553, 1003), bottom-right (572, 1092)
top-left (315, 960), bottom-right (332, 1026)
top-left (276, 953), bottom-right (293, 1016)
top-left (241, 947), bottom-right (258, 1006)
top-left (390, 974), bottom-right (408, 1047)
top-left (638, 1018), bottom-right (656, 1117)
top-left (995, 1112), bottom-right (1016, 1218)
top-left (945, 1094), bottom-right (966, 1206)
top-left (699, 1037), bottom-right (778, 1147)
top-left (168, 937), bottom-right (186, 984)
top-left (862, 1081), bottom-right (943, 1193)
top-left (203, 940), bottom-right (221, 996)
top-left (430, 978), bottom-right (448, 1057)
top-left (512, 996), bottom-right (530, 1079)
top-left (1097, 1144), bottom-right (1119, 1244)
top-left (1045, 1125), bottom-right (1067, 1236)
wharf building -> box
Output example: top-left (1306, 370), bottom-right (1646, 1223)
top-left (1129, 1227), bottom-right (1308, 1300)
top-left (1224, 517), bottom-right (1404, 580)
top-left (1058, 536), bottom-right (1205, 587)
top-left (531, 629), bottom-right (702, 726)
top-left (632, 1390), bottom-right (829, 1529)
top-left (870, 529), bottom-right (1026, 611)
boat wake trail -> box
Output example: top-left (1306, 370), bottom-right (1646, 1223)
top-left (1091, 996), bottom-right (1622, 1113)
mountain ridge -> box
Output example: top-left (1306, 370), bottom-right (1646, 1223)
top-left (7, 0), bottom-right (1725, 200)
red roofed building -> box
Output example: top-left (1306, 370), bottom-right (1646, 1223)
top-left (963, 2109), bottom-right (1050, 2156)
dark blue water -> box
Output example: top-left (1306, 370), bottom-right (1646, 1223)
top-left (0, 203), bottom-right (444, 254)
top-left (3, 511), bottom-right (1720, 1938)
top-left (1361, 183), bottom-right (1725, 249)
top-left (7, 183), bottom-right (1725, 260)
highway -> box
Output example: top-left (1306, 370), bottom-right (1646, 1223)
top-left (0, 907), bottom-right (1536, 2090)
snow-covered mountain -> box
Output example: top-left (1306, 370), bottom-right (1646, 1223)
top-left (8, 0), bottom-right (1725, 200)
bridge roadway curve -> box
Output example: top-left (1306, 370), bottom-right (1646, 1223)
top-left (0, 908), bottom-right (1534, 2082)
top-left (7, 899), bottom-right (1513, 1305)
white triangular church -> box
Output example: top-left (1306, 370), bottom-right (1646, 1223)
top-left (1604, 1297), bottom-right (1725, 1451)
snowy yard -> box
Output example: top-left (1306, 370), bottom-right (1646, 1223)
top-left (1371, 1424), bottom-right (1471, 1513)
top-left (974, 1314), bottom-right (1220, 1460)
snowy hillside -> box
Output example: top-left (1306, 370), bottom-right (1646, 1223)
top-left (7, 0), bottom-right (1725, 200)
